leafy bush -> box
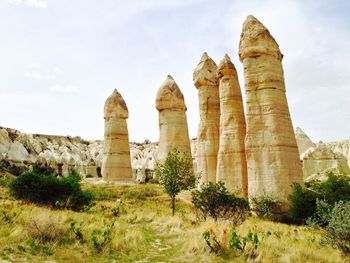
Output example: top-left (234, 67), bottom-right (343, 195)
top-left (10, 170), bottom-right (94, 211)
top-left (250, 194), bottom-right (283, 221)
top-left (192, 181), bottom-right (249, 224)
top-left (0, 175), bottom-right (13, 187)
top-left (229, 229), bottom-right (259, 251)
top-left (313, 172), bottom-right (350, 205)
top-left (306, 199), bottom-right (332, 227)
top-left (202, 228), bottom-right (260, 255)
top-left (155, 149), bottom-right (198, 215)
top-left (325, 201), bottom-right (350, 255)
top-left (289, 172), bottom-right (350, 223)
top-left (288, 182), bottom-right (320, 222)
top-left (90, 220), bottom-right (116, 252)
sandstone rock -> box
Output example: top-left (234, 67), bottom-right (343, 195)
top-left (193, 52), bottom-right (220, 185)
top-left (7, 141), bottom-right (31, 162)
top-left (102, 89), bottom-right (133, 181)
top-left (216, 54), bottom-right (248, 195)
top-left (239, 15), bottom-right (303, 200)
top-left (301, 142), bottom-right (350, 178)
top-left (295, 127), bottom-right (316, 155)
top-left (0, 128), bottom-right (12, 154)
top-left (131, 143), bottom-right (157, 182)
top-left (325, 140), bottom-right (350, 167)
top-left (155, 75), bottom-right (192, 163)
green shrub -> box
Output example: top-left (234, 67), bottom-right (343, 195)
top-left (289, 172), bottom-right (350, 223)
top-left (315, 172), bottom-right (350, 205)
top-left (325, 201), bottom-right (350, 255)
top-left (229, 229), bottom-right (259, 251)
top-left (0, 176), bottom-right (13, 187)
top-left (250, 194), bottom-right (283, 221)
top-left (192, 181), bottom-right (249, 224)
top-left (10, 170), bottom-right (94, 211)
top-left (306, 199), bottom-right (332, 227)
top-left (288, 182), bottom-right (320, 222)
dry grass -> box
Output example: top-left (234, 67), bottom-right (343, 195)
top-left (0, 182), bottom-right (348, 262)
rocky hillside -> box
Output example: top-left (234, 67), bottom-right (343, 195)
top-left (0, 125), bottom-right (349, 181)
top-left (0, 126), bottom-right (159, 182)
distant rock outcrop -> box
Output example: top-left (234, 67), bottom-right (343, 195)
top-left (324, 140), bottom-right (350, 167)
top-left (295, 127), bottom-right (316, 155)
top-left (301, 142), bottom-right (350, 178)
top-left (0, 127), bottom-right (157, 182)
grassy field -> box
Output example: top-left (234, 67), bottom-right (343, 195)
top-left (0, 181), bottom-right (348, 263)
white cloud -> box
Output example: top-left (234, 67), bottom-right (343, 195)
top-left (50, 84), bottom-right (79, 93)
top-left (7, 0), bottom-right (47, 8)
top-left (24, 65), bottom-right (63, 80)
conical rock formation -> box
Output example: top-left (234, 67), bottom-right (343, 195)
top-left (193, 53), bottom-right (220, 185)
top-left (156, 75), bottom-right (192, 163)
top-left (216, 54), bottom-right (248, 195)
top-left (102, 89), bottom-right (133, 181)
top-left (239, 16), bottom-right (303, 200)
top-left (295, 127), bottom-right (316, 155)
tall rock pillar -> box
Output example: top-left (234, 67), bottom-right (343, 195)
top-left (216, 54), bottom-right (248, 196)
top-left (156, 75), bottom-right (192, 163)
top-left (102, 89), bottom-right (133, 181)
top-left (239, 16), bottom-right (303, 200)
top-left (193, 53), bottom-right (220, 185)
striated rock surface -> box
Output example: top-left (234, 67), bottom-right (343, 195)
top-left (155, 75), bottom-right (192, 163)
top-left (239, 16), bottom-right (303, 200)
top-left (216, 54), bottom-right (248, 195)
top-left (302, 142), bottom-right (350, 178)
top-left (193, 52), bottom-right (220, 185)
top-left (102, 89), bottom-right (133, 181)
top-left (295, 127), bottom-right (316, 155)
top-left (325, 140), bottom-right (350, 167)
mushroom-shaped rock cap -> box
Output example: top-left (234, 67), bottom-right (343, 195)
top-left (104, 89), bottom-right (129, 119)
top-left (239, 15), bottom-right (283, 62)
top-left (217, 54), bottom-right (238, 78)
top-left (193, 52), bottom-right (218, 88)
top-left (156, 75), bottom-right (187, 111)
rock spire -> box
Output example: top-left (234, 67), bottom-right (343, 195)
top-left (216, 54), bottom-right (248, 196)
top-left (239, 16), bottom-right (303, 200)
top-left (156, 75), bottom-right (192, 163)
top-left (193, 52), bottom-right (220, 185)
top-left (102, 89), bottom-right (133, 181)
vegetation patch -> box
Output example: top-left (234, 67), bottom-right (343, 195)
top-left (192, 181), bottom-right (250, 225)
top-left (10, 170), bottom-right (94, 211)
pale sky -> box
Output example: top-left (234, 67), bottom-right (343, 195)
top-left (0, 0), bottom-right (349, 143)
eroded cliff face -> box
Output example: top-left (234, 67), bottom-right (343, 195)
top-left (0, 125), bottom-right (349, 183)
top-left (324, 140), bottom-right (350, 167)
top-left (0, 126), bottom-right (157, 182)
top-left (301, 142), bottom-right (350, 179)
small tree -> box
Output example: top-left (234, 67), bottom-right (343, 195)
top-left (155, 149), bottom-right (198, 215)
